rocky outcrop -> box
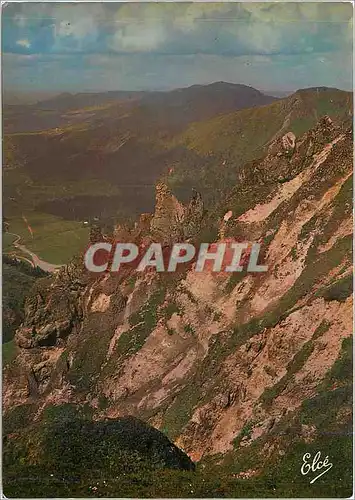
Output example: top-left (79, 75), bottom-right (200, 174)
top-left (281, 131), bottom-right (296, 152)
top-left (147, 182), bottom-right (204, 244)
top-left (14, 254), bottom-right (89, 352)
top-left (149, 182), bottom-right (186, 244)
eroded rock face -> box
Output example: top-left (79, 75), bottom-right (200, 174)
top-left (15, 280), bottom-right (83, 349)
top-left (3, 116), bottom-right (353, 472)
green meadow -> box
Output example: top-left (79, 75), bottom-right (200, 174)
top-left (5, 212), bottom-right (90, 265)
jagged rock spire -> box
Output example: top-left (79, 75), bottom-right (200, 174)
top-left (149, 182), bottom-right (204, 244)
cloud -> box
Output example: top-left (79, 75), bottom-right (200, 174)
top-left (109, 23), bottom-right (167, 53)
top-left (3, 2), bottom-right (352, 56)
top-left (2, 3), bottom-right (353, 93)
top-left (54, 9), bottom-right (99, 41)
top-left (16, 39), bottom-right (31, 49)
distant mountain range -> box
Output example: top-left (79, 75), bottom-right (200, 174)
top-left (4, 82), bottom-right (277, 133)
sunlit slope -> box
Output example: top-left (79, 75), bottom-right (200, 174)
top-left (167, 88), bottom-right (352, 202)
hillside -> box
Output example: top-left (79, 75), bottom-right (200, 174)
top-left (167, 87), bottom-right (352, 204)
top-left (3, 408), bottom-right (195, 498)
top-left (3, 91), bottom-right (144, 134)
top-left (3, 113), bottom-right (353, 497)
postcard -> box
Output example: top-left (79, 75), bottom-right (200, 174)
top-left (2, 2), bottom-right (353, 498)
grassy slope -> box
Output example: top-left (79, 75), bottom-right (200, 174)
top-left (5, 213), bottom-right (89, 264)
top-left (175, 89), bottom-right (352, 157)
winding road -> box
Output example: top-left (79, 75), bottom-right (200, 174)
top-left (5, 233), bottom-right (63, 273)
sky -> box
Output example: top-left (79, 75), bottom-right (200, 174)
top-left (2, 2), bottom-right (353, 94)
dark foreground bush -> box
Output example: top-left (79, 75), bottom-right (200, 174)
top-left (41, 414), bottom-right (195, 474)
